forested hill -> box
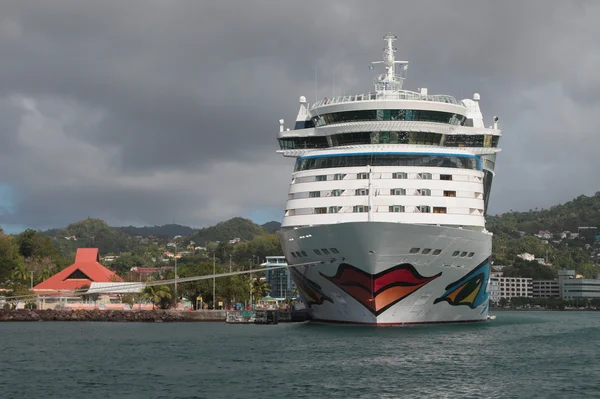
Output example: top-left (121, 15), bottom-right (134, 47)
top-left (260, 221), bottom-right (281, 233)
top-left (487, 192), bottom-right (600, 236)
top-left (118, 224), bottom-right (196, 238)
top-left (188, 217), bottom-right (270, 246)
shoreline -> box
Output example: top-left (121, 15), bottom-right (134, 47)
top-left (0, 309), bottom-right (229, 322)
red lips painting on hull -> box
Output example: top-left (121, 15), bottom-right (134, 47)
top-left (320, 263), bottom-right (441, 316)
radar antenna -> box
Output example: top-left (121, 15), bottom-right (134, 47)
top-left (371, 33), bottom-right (408, 92)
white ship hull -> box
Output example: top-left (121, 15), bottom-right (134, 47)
top-left (281, 222), bottom-right (491, 325)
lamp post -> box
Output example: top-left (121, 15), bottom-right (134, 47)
top-left (229, 254), bottom-right (232, 273)
top-left (174, 243), bottom-right (178, 307)
top-left (213, 251), bottom-right (216, 310)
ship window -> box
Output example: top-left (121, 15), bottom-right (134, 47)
top-left (309, 191), bottom-right (321, 198)
top-left (301, 251), bottom-right (308, 257)
top-left (417, 189), bottom-right (431, 196)
top-left (443, 191), bottom-right (456, 197)
top-left (355, 189), bottom-right (369, 196)
top-left (460, 251), bottom-right (467, 257)
top-left (353, 205), bottom-right (368, 213)
top-left (321, 249), bottom-right (330, 255)
top-left (329, 131), bottom-right (444, 147)
top-left (392, 172), bottom-right (407, 179)
top-left (416, 205), bottom-right (431, 213)
top-left (315, 175), bottom-right (327, 181)
top-left (311, 109), bottom-right (465, 127)
top-left (328, 206), bottom-right (341, 213)
top-left (433, 207), bottom-right (447, 214)
top-left (422, 248), bottom-right (431, 254)
top-left (452, 251), bottom-right (460, 257)
top-left (433, 249), bottom-right (442, 255)
top-left (409, 248), bottom-right (420, 254)
top-left (333, 173), bottom-right (346, 180)
top-left (278, 136), bottom-right (328, 150)
top-left (314, 207), bottom-right (327, 214)
top-left (332, 190), bottom-right (342, 197)
top-left (295, 154), bottom-right (479, 172)
top-left (314, 249), bottom-right (322, 255)
top-left (291, 252), bottom-right (297, 258)
top-left (391, 188), bottom-right (406, 196)
top-left (440, 174), bottom-right (452, 181)
top-left (468, 252), bottom-right (475, 258)
top-left (389, 205), bottom-right (405, 213)
top-left (330, 248), bottom-right (339, 254)
top-left (444, 134), bottom-right (499, 148)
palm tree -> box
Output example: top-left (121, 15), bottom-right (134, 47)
top-left (11, 262), bottom-right (29, 283)
top-left (142, 285), bottom-right (172, 309)
top-left (251, 279), bottom-right (270, 301)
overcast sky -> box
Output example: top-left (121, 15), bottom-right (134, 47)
top-left (1, 1), bottom-right (599, 232)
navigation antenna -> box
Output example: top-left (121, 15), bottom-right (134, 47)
top-left (371, 33), bottom-right (408, 92)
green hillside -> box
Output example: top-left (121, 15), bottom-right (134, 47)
top-left (118, 224), bottom-right (196, 238)
top-left (189, 217), bottom-right (267, 246)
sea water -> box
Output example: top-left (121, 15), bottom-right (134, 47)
top-left (1, 311), bottom-right (599, 398)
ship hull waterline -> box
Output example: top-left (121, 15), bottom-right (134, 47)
top-left (280, 221), bottom-right (492, 326)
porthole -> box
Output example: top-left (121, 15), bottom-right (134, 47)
top-left (452, 251), bottom-right (459, 257)
top-left (321, 248), bottom-right (330, 255)
top-left (422, 248), bottom-right (431, 255)
top-left (468, 252), bottom-right (475, 258)
top-left (409, 248), bottom-right (420, 254)
top-left (314, 249), bottom-right (322, 255)
top-left (432, 249), bottom-right (442, 255)
top-left (330, 248), bottom-right (339, 254)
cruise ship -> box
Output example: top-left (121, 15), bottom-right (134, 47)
top-left (277, 34), bottom-right (501, 325)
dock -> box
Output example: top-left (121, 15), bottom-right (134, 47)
top-left (225, 309), bottom-right (310, 325)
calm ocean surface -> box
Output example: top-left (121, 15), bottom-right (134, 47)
top-left (1, 311), bottom-right (600, 398)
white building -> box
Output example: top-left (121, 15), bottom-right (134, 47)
top-left (489, 276), bottom-right (533, 304)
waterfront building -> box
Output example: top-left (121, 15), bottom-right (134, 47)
top-left (489, 276), bottom-right (532, 304)
top-left (558, 269), bottom-right (600, 300)
top-left (262, 256), bottom-right (295, 300)
top-left (532, 280), bottom-right (560, 298)
top-left (33, 248), bottom-right (123, 295)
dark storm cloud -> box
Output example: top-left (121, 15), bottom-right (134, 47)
top-left (1, 0), bottom-right (599, 230)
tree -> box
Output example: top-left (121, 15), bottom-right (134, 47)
top-left (142, 285), bottom-right (172, 309)
top-left (251, 279), bottom-right (270, 300)
top-left (0, 234), bottom-right (23, 283)
top-left (11, 262), bottom-right (30, 284)
top-left (24, 256), bottom-right (56, 285)
top-left (120, 293), bottom-right (143, 309)
top-left (111, 253), bottom-right (145, 276)
top-left (16, 229), bottom-right (59, 259)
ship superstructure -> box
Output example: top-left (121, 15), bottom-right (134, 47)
top-left (277, 34), bottom-right (501, 325)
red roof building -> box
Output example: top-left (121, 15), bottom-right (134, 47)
top-left (33, 248), bottom-right (123, 294)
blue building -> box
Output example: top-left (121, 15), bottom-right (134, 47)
top-left (263, 256), bottom-right (295, 299)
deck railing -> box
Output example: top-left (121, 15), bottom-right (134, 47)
top-left (311, 91), bottom-right (461, 109)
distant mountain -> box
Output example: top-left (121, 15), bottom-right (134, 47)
top-left (189, 217), bottom-right (268, 246)
top-left (41, 228), bottom-right (60, 237)
top-left (487, 192), bottom-right (600, 236)
top-left (53, 218), bottom-right (136, 255)
top-left (261, 221), bottom-right (281, 233)
top-left (118, 224), bottom-right (196, 238)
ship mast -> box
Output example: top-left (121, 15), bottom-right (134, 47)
top-left (371, 33), bottom-right (408, 93)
